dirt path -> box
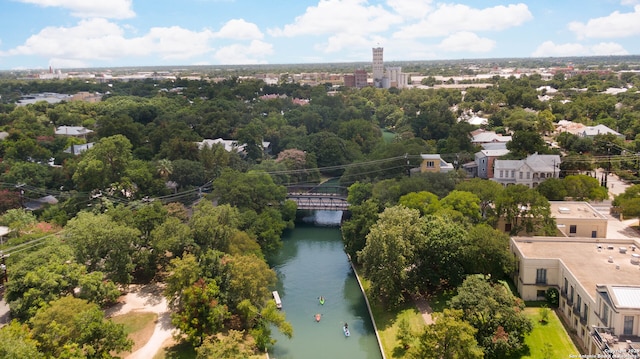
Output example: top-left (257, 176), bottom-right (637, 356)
top-left (106, 284), bottom-right (174, 359)
top-left (412, 294), bottom-right (434, 325)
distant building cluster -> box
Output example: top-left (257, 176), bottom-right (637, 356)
top-left (343, 47), bottom-right (408, 89)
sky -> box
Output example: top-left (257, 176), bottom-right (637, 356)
top-left (1, 0), bottom-right (640, 70)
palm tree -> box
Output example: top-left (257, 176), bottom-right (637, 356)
top-left (156, 159), bottom-right (173, 180)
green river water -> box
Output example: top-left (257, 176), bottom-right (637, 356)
top-left (267, 211), bottom-right (383, 359)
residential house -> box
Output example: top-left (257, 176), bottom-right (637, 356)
top-left (470, 129), bottom-right (512, 146)
top-left (511, 236), bottom-right (640, 357)
top-left (475, 148), bottom-right (510, 179)
top-left (491, 153), bottom-right (560, 188)
top-left (196, 138), bottom-right (271, 156)
top-left (64, 143), bottom-right (94, 155)
top-left (417, 154), bottom-right (454, 173)
top-left (55, 126), bottom-right (93, 140)
top-left (580, 124), bottom-right (625, 140)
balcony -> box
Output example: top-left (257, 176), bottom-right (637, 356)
top-left (573, 305), bottom-right (581, 316)
top-left (580, 314), bottom-right (588, 326)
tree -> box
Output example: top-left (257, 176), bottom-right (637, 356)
top-left (563, 174), bottom-right (608, 201)
top-left (171, 278), bottom-right (230, 346)
top-left (455, 179), bottom-right (503, 219)
top-left (346, 181), bottom-right (373, 206)
top-left (0, 321), bottom-right (43, 359)
top-left (535, 178), bottom-right (567, 201)
top-left (341, 199), bottom-right (380, 263)
top-left (30, 296), bottom-right (131, 358)
top-left (196, 330), bottom-right (255, 359)
top-left (150, 217), bottom-right (195, 269)
top-left (450, 276), bottom-right (532, 359)
top-left (411, 215), bottom-right (469, 290)
top-left (495, 184), bottom-right (555, 235)
top-left (408, 309), bottom-right (483, 359)
top-left (506, 130), bottom-right (547, 157)
top-left (226, 254), bottom-right (276, 308)
top-left (72, 135), bottom-right (134, 191)
top-left (463, 224), bottom-right (515, 279)
top-left (189, 201), bottom-right (240, 253)
top-left (613, 184), bottom-right (640, 219)
top-left (398, 191), bottom-right (441, 216)
top-left (440, 190), bottom-right (482, 223)
top-left (64, 212), bottom-right (140, 285)
top-left (358, 206), bottom-right (424, 307)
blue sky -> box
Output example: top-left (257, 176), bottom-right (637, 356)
top-left (1, 0), bottom-right (639, 70)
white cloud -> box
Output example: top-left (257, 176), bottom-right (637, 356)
top-left (0, 18), bottom-right (216, 62)
top-left (590, 42), bottom-right (630, 55)
top-left (214, 40), bottom-right (273, 64)
top-left (386, 0), bottom-right (433, 19)
top-left (393, 3), bottom-right (533, 39)
top-left (569, 5), bottom-right (640, 39)
top-left (49, 57), bottom-right (89, 68)
top-left (268, 0), bottom-right (403, 37)
top-left (532, 41), bottom-right (629, 57)
top-left (17, 0), bottom-right (135, 19)
top-left (438, 32), bottom-right (495, 52)
top-left (621, 0), bottom-right (640, 5)
top-left (214, 19), bottom-right (263, 40)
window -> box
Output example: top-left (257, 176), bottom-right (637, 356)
top-left (536, 268), bottom-right (547, 284)
top-left (519, 172), bottom-right (523, 179)
top-left (526, 172), bottom-right (530, 179)
top-left (500, 170), bottom-right (504, 178)
top-left (624, 316), bottom-right (634, 335)
top-left (602, 303), bottom-right (609, 327)
top-left (570, 286), bottom-right (574, 304)
top-left (569, 225), bottom-right (577, 234)
top-left (426, 161), bottom-right (435, 168)
top-left (511, 170), bottom-right (515, 178)
top-left (505, 223), bottom-right (512, 232)
top-left (592, 231), bottom-right (597, 238)
top-left (577, 295), bottom-right (582, 313)
top-left (564, 278), bottom-right (568, 293)
top-left (536, 290), bottom-right (546, 298)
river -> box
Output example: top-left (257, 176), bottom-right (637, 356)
top-left (267, 211), bottom-right (383, 359)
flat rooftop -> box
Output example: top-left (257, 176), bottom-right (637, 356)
top-left (513, 237), bottom-right (640, 302)
top-left (550, 201), bottom-right (607, 220)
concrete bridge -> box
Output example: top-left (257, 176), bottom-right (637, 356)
top-left (286, 185), bottom-right (349, 211)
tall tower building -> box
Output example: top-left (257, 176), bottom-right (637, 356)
top-left (372, 47), bottom-right (384, 87)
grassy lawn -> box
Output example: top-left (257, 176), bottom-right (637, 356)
top-left (521, 308), bottom-right (579, 359)
top-left (361, 277), bottom-right (426, 358)
top-left (111, 311), bottom-right (158, 355)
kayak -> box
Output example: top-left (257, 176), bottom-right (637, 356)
top-left (315, 314), bottom-right (321, 322)
top-left (343, 325), bottom-right (350, 337)
top-left (319, 297), bottom-right (325, 305)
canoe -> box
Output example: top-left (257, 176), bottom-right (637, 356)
top-left (343, 325), bottom-right (350, 337)
top-left (315, 313), bottom-right (321, 322)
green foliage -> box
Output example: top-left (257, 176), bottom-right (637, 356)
top-left (535, 178), bottom-right (567, 201)
top-left (399, 191), bottom-right (441, 216)
top-left (0, 321), bottom-right (43, 359)
top-left (539, 306), bottom-right (551, 324)
top-left (449, 276), bottom-right (532, 359)
top-left (171, 278), bottom-right (229, 346)
top-left (440, 190), bottom-right (482, 223)
top-left (545, 288), bottom-right (560, 308)
top-left (358, 206), bottom-right (423, 307)
top-left (72, 135), bottom-right (134, 192)
top-left (613, 184), bottom-right (640, 218)
top-left (495, 184), bottom-right (554, 235)
top-left (407, 309), bottom-right (483, 359)
top-left (341, 199), bottom-right (381, 263)
top-left (30, 296), bottom-right (132, 358)
top-left (463, 224), bottom-right (515, 279)
top-left (196, 330), bottom-right (255, 359)
top-left (64, 211), bottom-right (141, 285)
top-left (563, 174), bottom-right (608, 200)
top-left (0, 208), bottom-right (37, 232)
top-left (226, 254), bottom-right (276, 309)
top-left (189, 201), bottom-right (240, 253)
top-left (455, 178), bottom-right (503, 219)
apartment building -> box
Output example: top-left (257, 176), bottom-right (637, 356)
top-left (511, 237), bottom-right (640, 356)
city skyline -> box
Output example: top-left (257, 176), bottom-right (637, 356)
top-left (1, 0), bottom-right (640, 70)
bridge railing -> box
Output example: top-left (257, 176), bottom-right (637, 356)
top-left (286, 185), bottom-right (348, 197)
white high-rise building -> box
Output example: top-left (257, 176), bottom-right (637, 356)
top-left (372, 47), bottom-right (384, 87)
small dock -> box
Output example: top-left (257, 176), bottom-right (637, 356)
top-left (272, 290), bottom-right (282, 309)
